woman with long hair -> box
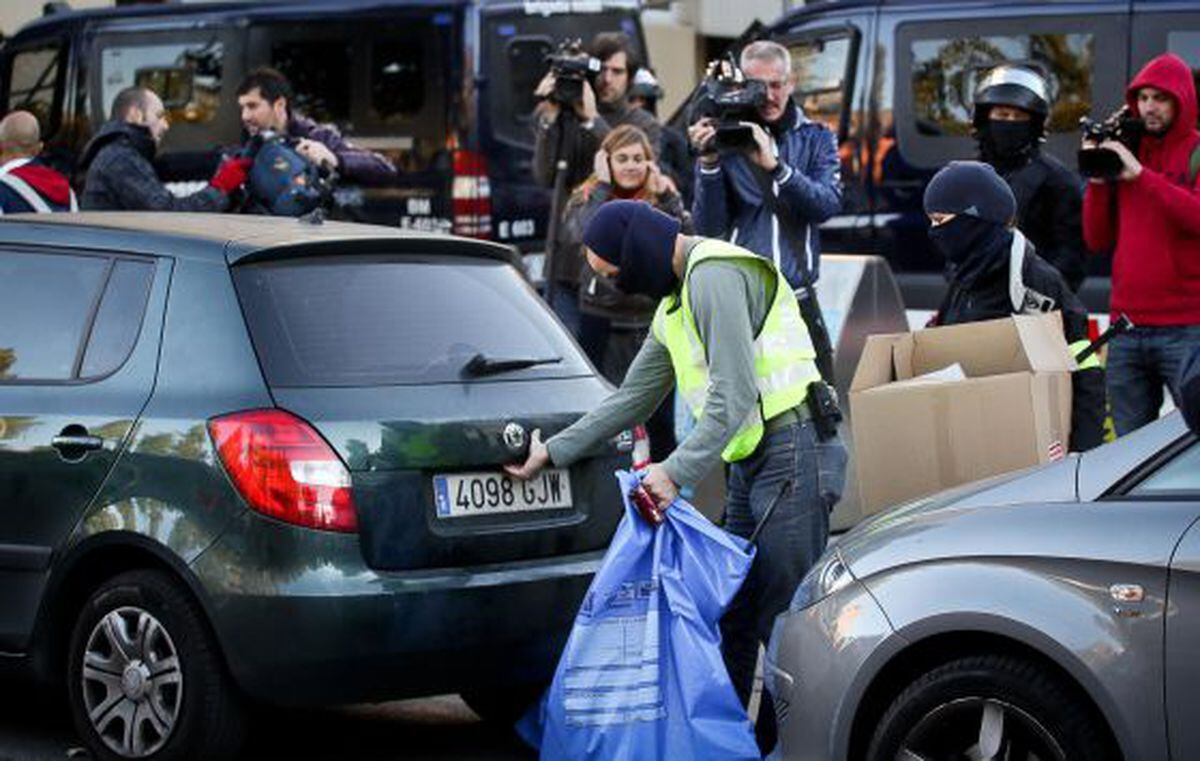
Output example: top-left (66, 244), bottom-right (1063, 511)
top-left (558, 124), bottom-right (690, 459)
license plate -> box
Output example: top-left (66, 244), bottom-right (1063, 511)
top-left (433, 470), bottom-right (572, 518)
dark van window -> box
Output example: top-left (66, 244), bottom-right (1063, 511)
top-left (100, 39), bottom-right (225, 126)
top-left (790, 33), bottom-right (854, 136)
top-left (234, 256), bottom-right (589, 386)
top-left (507, 38), bottom-right (554, 123)
top-left (0, 252), bottom-right (109, 382)
top-left (371, 41), bottom-right (426, 122)
top-left (910, 32), bottom-right (1093, 137)
top-left (80, 260), bottom-right (155, 379)
top-left (272, 39), bottom-right (352, 125)
top-left (7, 44), bottom-right (64, 134)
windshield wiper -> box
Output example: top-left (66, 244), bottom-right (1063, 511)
top-left (461, 353), bottom-right (562, 378)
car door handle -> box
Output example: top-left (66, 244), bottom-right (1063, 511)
top-left (51, 434), bottom-right (104, 451)
top-left (51, 426), bottom-right (105, 462)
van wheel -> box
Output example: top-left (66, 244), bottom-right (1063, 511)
top-left (866, 655), bottom-right (1111, 761)
top-left (461, 682), bottom-right (546, 725)
top-left (66, 570), bottom-right (245, 760)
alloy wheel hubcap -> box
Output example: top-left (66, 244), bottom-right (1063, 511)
top-left (81, 606), bottom-right (183, 758)
top-left (898, 697), bottom-right (1066, 761)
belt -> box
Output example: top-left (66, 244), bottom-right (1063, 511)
top-left (765, 404), bottom-right (811, 433)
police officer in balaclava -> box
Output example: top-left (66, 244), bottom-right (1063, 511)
top-left (973, 64), bottom-right (1087, 292)
top-left (925, 161), bottom-right (1105, 452)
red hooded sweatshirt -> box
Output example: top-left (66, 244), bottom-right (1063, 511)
top-left (1083, 53), bottom-right (1200, 326)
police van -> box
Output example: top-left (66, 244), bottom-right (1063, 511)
top-left (0, 0), bottom-right (648, 254)
top-left (756, 0), bottom-right (1200, 317)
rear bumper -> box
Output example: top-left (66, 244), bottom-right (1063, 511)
top-left (190, 511), bottom-right (599, 706)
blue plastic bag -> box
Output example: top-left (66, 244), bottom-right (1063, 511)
top-left (518, 470), bottom-right (761, 760)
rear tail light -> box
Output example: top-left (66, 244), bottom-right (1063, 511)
top-left (208, 409), bottom-right (358, 533)
top-left (452, 148), bottom-right (492, 238)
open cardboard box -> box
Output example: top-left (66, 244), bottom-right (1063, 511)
top-left (849, 313), bottom-right (1076, 517)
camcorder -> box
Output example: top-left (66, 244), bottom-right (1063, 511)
top-left (691, 55), bottom-right (768, 150)
top-left (1078, 106), bottom-right (1145, 179)
top-left (544, 39), bottom-right (601, 107)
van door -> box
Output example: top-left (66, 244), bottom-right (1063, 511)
top-left (877, 5), bottom-right (1129, 310)
top-left (0, 251), bottom-right (164, 652)
top-left (777, 11), bottom-right (874, 259)
top-left (1132, 2), bottom-right (1200, 126)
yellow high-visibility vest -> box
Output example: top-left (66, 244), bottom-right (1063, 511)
top-left (651, 239), bottom-right (821, 462)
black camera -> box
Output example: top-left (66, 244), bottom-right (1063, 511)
top-left (545, 39), bottom-right (601, 107)
top-left (692, 55), bottom-right (768, 150)
top-left (1078, 106), bottom-right (1145, 179)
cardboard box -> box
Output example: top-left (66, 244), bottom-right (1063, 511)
top-left (850, 313), bottom-right (1075, 516)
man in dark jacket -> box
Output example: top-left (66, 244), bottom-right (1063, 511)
top-left (235, 67), bottom-right (397, 186)
top-left (0, 110), bottom-right (76, 213)
top-left (532, 32), bottom-right (662, 193)
top-left (81, 87), bottom-right (248, 211)
top-left (687, 40), bottom-right (842, 291)
top-left (974, 65), bottom-right (1087, 292)
top-left (1083, 53), bottom-right (1200, 436)
top-left (926, 161), bottom-right (1105, 452)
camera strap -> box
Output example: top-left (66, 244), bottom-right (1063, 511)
top-left (744, 160), bottom-right (837, 384)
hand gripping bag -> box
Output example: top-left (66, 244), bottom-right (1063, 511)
top-left (518, 470), bottom-right (760, 760)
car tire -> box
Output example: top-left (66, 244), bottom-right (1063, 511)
top-left (66, 570), bottom-right (245, 760)
top-left (866, 654), bottom-right (1111, 761)
top-left (461, 682), bottom-right (546, 725)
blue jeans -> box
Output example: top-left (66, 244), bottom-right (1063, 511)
top-left (719, 419), bottom-right (847, 753)
top-left (1107, 325), bottom-right (1200, 436)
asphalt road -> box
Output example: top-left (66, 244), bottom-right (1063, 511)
top-left (0, 694), bottom-right (536, 761)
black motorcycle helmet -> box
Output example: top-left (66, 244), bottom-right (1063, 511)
top-left (972, 64), bottom-right (1051, 136)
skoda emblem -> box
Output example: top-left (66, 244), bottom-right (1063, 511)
top-left (503, 422), bottom-right (527, 454)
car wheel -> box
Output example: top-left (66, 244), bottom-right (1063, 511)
top-left (461, 682), bottom-right (546, 725)
top-left (66, 570), bottom-right (245, 760)
top-left (867, 654), bottom-right (1111, 761)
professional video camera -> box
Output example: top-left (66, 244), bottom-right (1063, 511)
top-left (691, 55), bottom-right (768, 150)
top-left (1078, 106), bottom-right (1145, 179)
top-left (544, 39), bottom-right (601, 107)
top-left (237, 130), bottom-right (332, 217)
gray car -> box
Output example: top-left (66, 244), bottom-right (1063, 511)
top-left (766, 413), bottom-right (1200, 761)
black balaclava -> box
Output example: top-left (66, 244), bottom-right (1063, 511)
top-left (979, 118), bottom-right (1039, 169)
top-left (583, 200), bottom-right (682, 299)
top-left (924, 161), bottom-right (1018, 287)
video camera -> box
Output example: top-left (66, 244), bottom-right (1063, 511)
top-left (544, 39), bottom-right (601, 107)
top-left (1078, 106), bottom-right (1145, 179)
top-left (691, 55), bottom-right (768, 150)
top-left (238, 130), bottom-right (332, 217)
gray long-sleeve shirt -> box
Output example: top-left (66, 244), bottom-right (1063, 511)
top-left (545, 242), bottom-right (771, 487)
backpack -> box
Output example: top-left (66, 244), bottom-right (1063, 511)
top-left (243, 132), bottom-right (327, 216)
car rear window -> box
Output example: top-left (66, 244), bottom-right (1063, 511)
top-left (233, 255), bottom-right (591, 386)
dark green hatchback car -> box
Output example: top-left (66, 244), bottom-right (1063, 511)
top-left (0, 213), bottom-right (628, 760)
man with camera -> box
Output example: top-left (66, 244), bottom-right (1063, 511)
top-left (533, 33), bottom-right (662, 331)
top-left (687, 41), bottom-right (841, 289)
top-left (236, 67), bottom-right (397, 188)
top-left (1082, 52), bottom-right (1200, 436)
top-left (504, 200), bottom-right (845, 756)
top-left (974, 65), bottom-right (1087, 292)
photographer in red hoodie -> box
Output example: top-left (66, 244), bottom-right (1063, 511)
top-left (1083, 53), bottom-right (1200, 435)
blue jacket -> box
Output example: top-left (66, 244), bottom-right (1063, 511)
top-left (691, 101), bottom-right (842, 288)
